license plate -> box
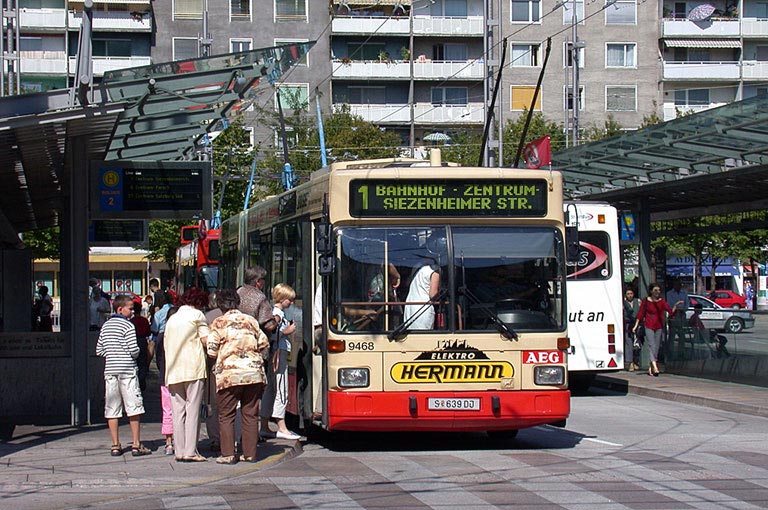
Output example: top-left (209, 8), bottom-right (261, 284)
top-left (427, 398), bottom-right (481, 411)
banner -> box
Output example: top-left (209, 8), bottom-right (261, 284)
top-left (523, 135), bottom-right (551, 169)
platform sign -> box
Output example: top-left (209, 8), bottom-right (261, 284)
top-left (89, 220), bottom-right (148, 247)
top-left (90, 161), bottom-right (211, 220)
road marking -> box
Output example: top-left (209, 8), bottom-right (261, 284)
top-left (163, 495), bottom-right (230, 509)
top-left (272, 476), bottom-right (364, 509)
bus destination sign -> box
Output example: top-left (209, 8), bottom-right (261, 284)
top-left (349, 179), bottom-right (548, 217)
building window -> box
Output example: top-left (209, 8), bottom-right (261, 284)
top-left (275, 38), bottom-right (309, 66)
top-left (93, 39), bottom-right (131, 57)
top-left (431, 0), bottom-right (468, 17)
top-left (275, 0), bottom-right (307, 21)
top-left (605, 0), bottom-right (636, 24)
top-left (231, 39), bottom-right (252, 53)
top-left (431, 87), bottom-right (468, 105)
top-left (564, 42), bottom-right (585, 68)
top-left (231, 0), bottom-right (251, 20)
top-left (606, 43), bottom-right (636, 68)
top-left (174, 0), bottom-right (203, 20)
top-left (511, 0), bottom-right (540, 23)
top-left (20, 37), bottom-right (43, 51)
top-left (274, 127), bottom-right (298, 152)
top-left (276, 84), bottom-right (309, 110)
top-left (565, 85), bottom-right (585, 110)
top-left (347, 86), bottom-right (386, 104)
top-left (674, 88), bottom-right (709, 106)
top-left (433, 43), bottom-right (468, 61)
top-left (511, 43), bottom-right (541, 67)
top-left (562, 0), bottom-right (584, 24)
top-left (606, 85), bottom-right (636, 111)
top-left (347, 42), bottom-right (386, 61)
top-left (173, 38), bottom-right (199, 60)
top-left (511, 85), bottom-right (542, 111)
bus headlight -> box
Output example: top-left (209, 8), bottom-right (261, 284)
top-left (338, 368), bottom-right (370, 388)
top-left (534, 366), bottom-right (565, 386)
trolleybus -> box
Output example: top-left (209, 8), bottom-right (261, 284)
top-left (220, 151), bottom-right (573, 435)
top-left (565, 202), bottom-right (624, 389)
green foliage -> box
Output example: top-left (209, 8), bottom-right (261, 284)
top-left (582, 114), bottom-right (624, 143)
top-left (211, 118), bottom-right (259, 220)
top-left (22, 226), bottom-right (60, 260)
top-left (147, 220), bottom-right (187, 271)
top-left (641, 101), bottom-right (664, 128)
top-left (502, 110), bottom-right (566, 166)
top-left (441, 131), bottom-right (483, 166)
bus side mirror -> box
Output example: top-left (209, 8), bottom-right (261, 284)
top-left (318, 256), bottom-right (335, 276)
top-left (565, 225), bottom-right (580, 263)
top-left (316, 222), bottom-right (334, 255)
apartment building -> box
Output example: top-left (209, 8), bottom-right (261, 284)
top-left (329, 0), bottom-right (486, 144)
top-left (151, 0), bottom-right (331, 151)
top-left (496, 0), bottom-right (661, 142)
top-left (15, 0), bottom-right (152, 93)
top-left (660, 0), bottom-right (768, 121)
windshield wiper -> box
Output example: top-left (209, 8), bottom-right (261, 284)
top-left (387, 288), bottom-right (447, 342)
top-left (459, 286), bottom-right (518, 340)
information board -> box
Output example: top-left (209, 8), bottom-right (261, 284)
top-left (349, 179), bottom-right (548, 217)
top-left (89, 220), bottom-right (148, 246)
top-left (90, 161), bottom-right (211, 219)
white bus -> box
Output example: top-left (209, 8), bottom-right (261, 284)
top-left (565, 202), bottom-right (624, 389)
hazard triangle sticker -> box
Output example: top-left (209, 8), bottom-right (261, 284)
top-left (607, 358), bottom-right (618, 368)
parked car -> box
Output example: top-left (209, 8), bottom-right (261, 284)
top-left (707, 290), bottom-right (747, 309)
top-left (687, 294), bottom-right (754, 333)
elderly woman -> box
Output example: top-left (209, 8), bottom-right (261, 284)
top-left (164, 287), bottom-right (210, 462)
top-left (207, 288), bottom-right (270, 464)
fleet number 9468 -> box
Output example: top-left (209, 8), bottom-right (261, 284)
top-left (348, 341), bottom-right (375, 351)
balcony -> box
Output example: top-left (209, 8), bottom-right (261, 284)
top-left (332, 59), bottom-right (484, 80)
top-left (741, 18), bottom-right (768, 37)
top-left (68, 56), bottom-right (151, 76)
top-left (412, 15), bottom-right (484, 36)
top-left (339, 102), bottom-right (484, 124)
top-left (20, 51), bottom-right (67, 74)
top-left (663, 102), bottom-right (728, 121)
top-left (661, 17), bottom-right (740, 37)
top-left (742, 60), bottom-right (768, 79)
top-left (68, 10), bottom-right (152, 32)
top-left (331, 15), bottom-right (483, 37)
top-left (332, 16), bottom-right (409, 35)
top-left (662, 60), bottom-right (740, 79)
top-left (19, 8), bottom-right (66, 29)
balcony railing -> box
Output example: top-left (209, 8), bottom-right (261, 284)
top-left (331, 15), bottom-right (483, 36)
top-left (742, 60), bottom-right (768, 79)
top-left (19, 8), bottom-right (66, 29)
top-left (332, 16), bottom-right (409, 35)
top-left (20, 51), bottom-right (67, 74)
top-left (68, 10), bottom-right (152, 32)
top-left (741, 18), bottom-right (768, 37)
top-left (661, 17), bottom-right (740, 37)
top-left (332, 59), bottom-right (484, 80)
top-left (663, 102), bottom-right (728, 121)
top-left (68, 56), bottom-right (151, 76)
top-left (412, 15), bottom-right (484, 36)
top-left (338, 102), bottom-right (484, 124)
top-left (662, 61), bottom-right (740, 79)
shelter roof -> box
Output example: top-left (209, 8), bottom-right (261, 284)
top-left (0, 43), bottom-right (313, 247)
top-left (553, 95), bottom-right (768, 221)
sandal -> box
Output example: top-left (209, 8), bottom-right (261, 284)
top-left (215, 455), bottom-right (237, 465)
top-left (110, 444), bottom-right (123, 457)
top-left (242, 456), bottom-right (256, 463)
top-left (131, 444), bottom-right (151, 457)
top-left (182, 455), bottom-right (207, 462)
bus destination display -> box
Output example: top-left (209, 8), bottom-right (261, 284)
top-left (349, 179), bottom-right (548, 217)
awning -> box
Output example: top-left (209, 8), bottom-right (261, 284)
top-left (666, 265), bottom-right (740, 277)
top-left (664, 39), bottom-right (741, 48)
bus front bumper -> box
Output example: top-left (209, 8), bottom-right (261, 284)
top-left (326, 390), bottom-right (570, 432)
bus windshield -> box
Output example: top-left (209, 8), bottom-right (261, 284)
top-left (330, 226), bottom-right (565, 335)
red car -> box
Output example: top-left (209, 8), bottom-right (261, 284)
top-left (708, 290), bottom-right (747, 309)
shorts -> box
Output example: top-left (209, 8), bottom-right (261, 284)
top-left (104, 372), bottom-right (145, 419)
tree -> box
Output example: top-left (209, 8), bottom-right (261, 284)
top-left (640, 101), bottom-right (664, 128)
top-left (147, 220), bottom-right (187, 273)
top-left (582, 114), bottom-right (624, 143)
top-left (501, 110), bottom-right (566, 167)
top-left (21, 226), bottom-right (60, 260)
top-left (441, 130), bottom-right (483, 166)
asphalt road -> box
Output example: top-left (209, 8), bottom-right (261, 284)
top-left (725, 312), bottom-right (768, 356)
top-left (75, 391), bottom-right (767, 510)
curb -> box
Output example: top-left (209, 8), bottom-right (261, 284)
top-left (592, 375), bottom-right (768, 419)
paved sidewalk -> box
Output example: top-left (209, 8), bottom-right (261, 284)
top-left (593, 370), bottom-right (768, 418)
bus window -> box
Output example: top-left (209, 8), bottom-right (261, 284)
top-left (566, 231), bottom-right (611, 280)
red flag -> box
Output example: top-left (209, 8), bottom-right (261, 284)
top-left (523, 135), bottom-right (551, 169)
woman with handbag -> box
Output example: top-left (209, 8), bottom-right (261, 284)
top-left (164, 287), bottom-right (210, 462)
top-left (632, 282), bottom-right (683, 377)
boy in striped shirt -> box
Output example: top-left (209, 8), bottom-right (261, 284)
top-left (96, 295), bottom-right (151, 457)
